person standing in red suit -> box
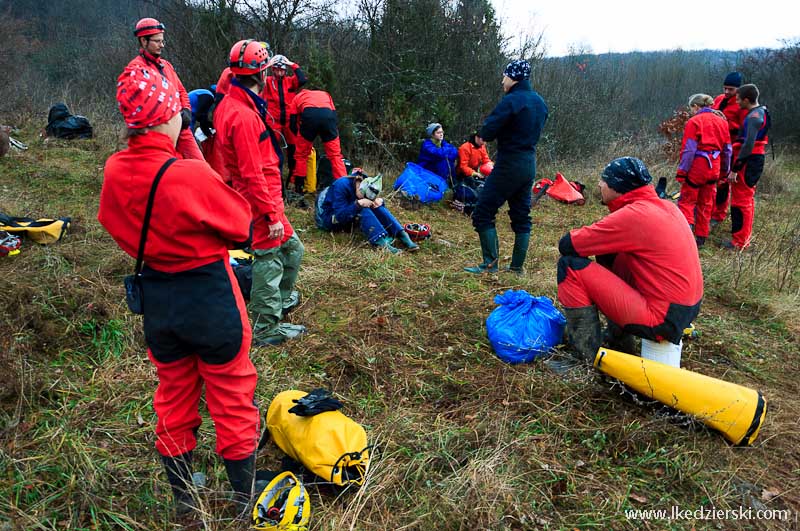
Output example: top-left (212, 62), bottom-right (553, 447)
top-left (261, 54), bottom-right (307, 188)
top-left (723, 84), bottom-right (770, 250)
top-left (98, 64), bottom-right (259, 518)
top-left (214, 39), bottom-right (307, 346)
top-left (127, 18), bottom-right (204, 161)
top-left (675, 94), bottom-right (732, 247)
top-left (289, 88), bottom-right (348, 190)
top-left (555, 157), bottom-right (703, 364)
top-left (711, 71), bottom-right (749, 226)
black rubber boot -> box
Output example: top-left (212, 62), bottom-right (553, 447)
top-left (563, 305), bottom-right (602, 363)
top-left (604, 321), bottom-right (638, 354)
top-left (294, 176), bottom-right (306, 195)
top-left (464, 227), bottom-right (499, 273)
top-left (504, 232), bottom-right (530, 274)
top-left (224, 453), bottom-right (255, 519)
top-left (161, 452), bottom-right (197, 517)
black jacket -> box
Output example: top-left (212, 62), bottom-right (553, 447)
top-left (480, 79), bottom-right (547, 156)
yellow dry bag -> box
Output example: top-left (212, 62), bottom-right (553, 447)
top-left (0, 214), bottom-right (71, 244)
top-left (594, 348), bottom-right (767, 445)
top-left (266, 390), bottom-right (370, 486)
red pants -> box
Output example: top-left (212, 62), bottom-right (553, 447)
top-left (144, 260), bottom-right (259, 460)
top-left (293, 108), bottom-right (346, 180)
top-left (677, 181), bottom-right (716, 238)
top-left (177, 127), bottom-right (204, 161)
top-left (558, 256), bottom-right (667, 331)
top-left (729, 154), bottom-right (764, 249)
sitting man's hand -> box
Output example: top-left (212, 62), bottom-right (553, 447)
top-left (371, 197), bottom-right (384, 208)
top-left (357, 198), bottom-right (374, 208)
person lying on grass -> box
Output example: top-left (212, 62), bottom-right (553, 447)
top-left (315, 168), bottom-right (419, 254)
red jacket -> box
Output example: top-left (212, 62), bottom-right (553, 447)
top-left (457, 141), bottom-right (491, 177)
top-left (289, 90), bottom-right (336, 114)
top-left (567, 185), bottom-right (703, 313)
top-left (214, 82), bottom-right (293, 249)
top-left (127, 51), bottom-right (191, 110)
top-left (677, 108), bottom-right (732, 182)
top-left (98, 132), bottom-right (251, 273)
top-left (261, 66), bottom-right (305, 127)
top-left (215, 67), bottom-right (234, 97)
top-left (712, 93), bottom-right (748, 136)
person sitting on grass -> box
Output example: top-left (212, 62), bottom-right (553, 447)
top-left (417, 122), bottom-right (458, 184)
top-left (315, 169), bottom-right (419, 254)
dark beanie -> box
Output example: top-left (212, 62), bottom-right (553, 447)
top-left (723, 71), bottom-right (743, 87)
top-left (503, 60), bottom-right (531, 81)
top-left (601, 157), bottom-right (653, 194)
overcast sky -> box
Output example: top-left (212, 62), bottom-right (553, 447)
top-left (492, 0), bottom-right (800, 57)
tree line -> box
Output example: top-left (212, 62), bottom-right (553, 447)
top-left (2, 0), bottom-right (797, 163)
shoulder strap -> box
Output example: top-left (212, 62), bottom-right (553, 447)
top-left (134, 158), bottom-right (178, 275)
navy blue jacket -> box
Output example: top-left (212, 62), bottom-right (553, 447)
top-left (318, 176), bottom-right (359, 228)
top-left (417, 139), bottom-right (458, 181)
top-left (480, 79), bottom-right (548, 156)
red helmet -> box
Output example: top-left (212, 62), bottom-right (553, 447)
top-left (228, 39), bottom-right (270, 76)
top-left (404, 223), bottom-right (431, 242)
top-left (116, 65), bottom-right (181, 128)
top-left (134, 18), bottom-right (165, 38)
top-left (479, 162), bottom-right (494, 176)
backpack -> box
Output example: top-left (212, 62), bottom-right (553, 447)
top-left (452, 177), bottom-right (484, 215)
top-left (46, 103), bottom-right (93, 139)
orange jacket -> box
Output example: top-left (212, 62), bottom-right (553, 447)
top-left (457, 141), bottom-right (491, 177)
top-left (289, 89), bottom-right (336, 114)
top-left (712, 93), bottom-right (748, 137)
top-left (261, 66), bottom-right (306, 127)
top-left (214, 81), bottom-right (293, 249)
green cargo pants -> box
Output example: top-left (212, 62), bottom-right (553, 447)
top-left (250, 233), bottom-right (304, 341)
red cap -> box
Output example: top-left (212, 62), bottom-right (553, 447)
top-left (116, 66), bottom-right (181, 128)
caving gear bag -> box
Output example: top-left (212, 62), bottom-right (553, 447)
top-left (595, 348), bottom-right (767, 446)
top-left (0, 214), bottom-right (71, 244)
top-left (266, 390), bottom-right (370, 486)
top-left (393, 162), bottom-right (447, 204)
top-left (45, 103), bottom-right (93, 139)
top-left (452, 176), bottom-right (483, 215)
top-left (487, 290), bottom-right (566, 364)
top-left (252, 471), bottom-right (311, 531)
top-left (124, 158), bottom-right (177, 315)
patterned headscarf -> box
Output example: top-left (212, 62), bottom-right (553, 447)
top-left (601, 157), bottom-right (653, 193)
top-left (503, 60), bottom-right (531, 81)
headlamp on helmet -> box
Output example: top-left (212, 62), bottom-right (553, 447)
top-left (252, 471), bottom-right (310, 531)
top-left (357, 173), bottom-right (382, 201)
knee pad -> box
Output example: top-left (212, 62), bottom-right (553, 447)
top-left (731, 206), bottom-right (743, 233)
top-left (557, 255), bottom-right (592, 284)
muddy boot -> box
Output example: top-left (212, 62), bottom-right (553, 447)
top-left (162, 452), bottom-right (203, 517)
top-left (253, 323), bottom-right (307, 346)
top-left (563, 305), bottom-right (602, 364)
top-left (374, 236), bottom-right (401, 254)
top-left (224, 453), bottom-right (255, 520)
top-left (464, 227), bottom-right (499, 273)
top-left (504, 232), bottom-right (530, 275)
top-left (281, 290), bottom-right (301, 317)
top-left (604, 321), bottom-right (638, 354)
top-left (396, 230), bottom-right (420, 252)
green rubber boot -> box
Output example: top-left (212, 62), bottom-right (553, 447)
top-left (504, 232), bottom-right (530, 275)
top-left (464, 228), bottom-right (499, 273)
top-left (374, 236), bottom-right (401, 254)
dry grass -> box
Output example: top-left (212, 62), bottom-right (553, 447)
top-left (1, 126), bottom-right (799, 530)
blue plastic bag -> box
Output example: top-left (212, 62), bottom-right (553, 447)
top-left (392, 162), bottom-right (448, 203)
top-left (486, 290), bottom-right (566, 364)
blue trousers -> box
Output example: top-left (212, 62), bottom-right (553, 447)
top-left (325, 205), bottom-right (404, 244)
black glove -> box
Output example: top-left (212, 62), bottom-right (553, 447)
top-left (180, 108), bottom-right (191, 130)
top-left (288, 388), bottom-right (343, 417)
top-left (732, 159), bottom-right (745, 172)
top-left (654, 177), bottom-right (667, 198)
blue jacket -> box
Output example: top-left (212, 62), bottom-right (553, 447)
top-left (318, 176), bottom-right (360, 228)
top-left (480, 79), bottom-right (548, 157)
top-left (417, 139), bottom-right (458, 181)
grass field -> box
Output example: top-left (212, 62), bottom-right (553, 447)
top-left (1, 125), bottom-right (798, 530)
